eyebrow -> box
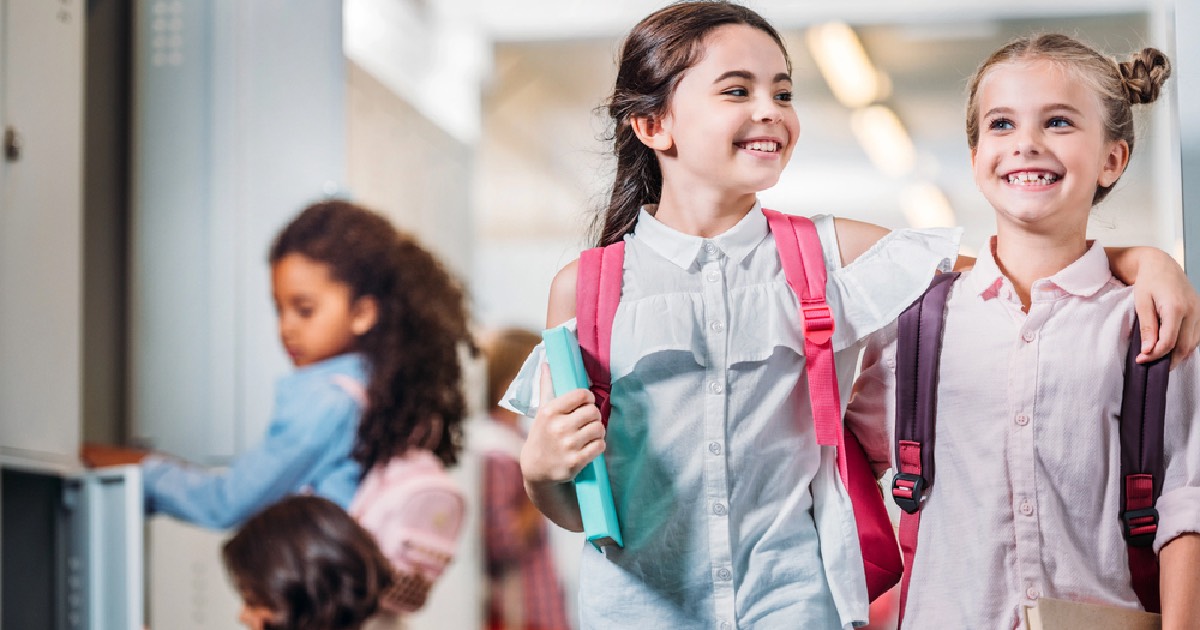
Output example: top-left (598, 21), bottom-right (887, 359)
top-left (983, 103), bottom-right (1085, 118)
top-left (713, 70), bottom-right (792, 84)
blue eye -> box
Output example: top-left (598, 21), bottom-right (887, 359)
top-left (988, 118), bottom-right (1013, 131)
top-left (1047, 116), bottom-right (1073, 128)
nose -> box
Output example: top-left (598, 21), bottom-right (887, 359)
top-left (753, 93), bottom-right (782, 124)
top-left (1012, 127), bottom-right (1043, 156)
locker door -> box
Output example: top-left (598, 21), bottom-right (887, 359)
top-left (0, 0), bottom-right (85, 460)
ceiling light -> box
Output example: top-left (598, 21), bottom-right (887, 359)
top-left (806, 22), bottom-right (885, 108)
top-left (901, 182), bottom-right (957, 228)
top-left (850, 105), bottom-right (915, 177)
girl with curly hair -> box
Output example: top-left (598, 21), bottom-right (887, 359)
top-left (83, 200), bottom-right (474, 529)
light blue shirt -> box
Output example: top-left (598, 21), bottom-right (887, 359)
top-left (504, 205), bottom-right (961, 629)
top-left (142, 352), bottom-right (366, 529)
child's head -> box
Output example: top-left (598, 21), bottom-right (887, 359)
top-left (270, 202), bottom-right (390, 367)
top-left (597, 1), bottom-right (793, 245)
top-left (965, 34), bottom-right (1171, 219)
top-left (271, 200), bottom-right (474, 471)
top-left (222, 495), bottom-right (394, 630)
top-left (480, 327), bottom-right (542, 417)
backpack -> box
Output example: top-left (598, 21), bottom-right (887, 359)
top-left (334, 375), bottom-right (467, 614)
top-left (889, 274), bottom-right (1169, 624)
top-left (574, 208), bottom-right (903, 602)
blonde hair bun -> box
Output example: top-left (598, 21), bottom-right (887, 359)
top-left (1120, 47), bottom-right (1171, 104)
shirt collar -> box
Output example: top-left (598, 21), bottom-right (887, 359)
top-left (632, 201), bottom-right (769, 270)
top-left (964, 236), bottom-right (1113, 300)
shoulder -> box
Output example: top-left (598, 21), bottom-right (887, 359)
top-left (831, 217), bottom-right (891, 267)
top-left (274, 374), bottom-right (361, 430)
top-left (547, 257), bottom-right (579, 327)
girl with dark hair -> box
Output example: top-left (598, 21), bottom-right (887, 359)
top-left (845, 35), bottom-right (1200, 629)
top-left (83, 200), bottom-right (474, 530)
top-left (503, 3), bottom-right (1197, 629)
top-left (222, 495), bottom-right (393, 630)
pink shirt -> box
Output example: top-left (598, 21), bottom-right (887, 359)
top-left (845, 238), bottom-right (1200, 629)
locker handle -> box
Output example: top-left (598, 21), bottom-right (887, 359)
top-left (5, 126), bottom-right (21, 161)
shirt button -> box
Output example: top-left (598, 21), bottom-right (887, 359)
top-left (710, 320), bottom-right (725, 333)
top-left (708, 442), bottom-right (722, 455)
top-left (716, 568), bottom-right (732, 581)
top-left (706, 270), bottom-right (721, 283)
top-left (1019, 500), bottom-right (1034, 516)
top-left (1026, 587), bottom-right (1040, 600)
top-left (709, 381), bottom-right (724, 395)
top-left (1015, 413), bottom-right (1030, 426)
top-left (1022, 330), bottom-right (1036, 343)
top-left (713, 502), bottom-right (727, 516)
top-left (704, 242), bottom-right (718, 255)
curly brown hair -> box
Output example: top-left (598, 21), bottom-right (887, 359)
top-left (269, 200), bottom-right (474, 470)
top-left (222, 495), bottom-right (393, 630)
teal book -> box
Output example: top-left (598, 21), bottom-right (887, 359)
top-left (541, 326), bottom-right (623, 549)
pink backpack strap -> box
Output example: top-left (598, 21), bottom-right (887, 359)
top-left (763, 209), bottom-right (845, 479)
top-left (575, 242), bottom-right (625, 425)
top-left (764, 208), bottom-right (902, 603)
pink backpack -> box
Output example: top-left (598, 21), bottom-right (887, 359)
top-left (335, 375), bottom-right (467, 613)
top-left (575, 209), bottom-right (902, 602)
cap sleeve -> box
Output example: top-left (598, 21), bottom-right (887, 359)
top-left (824, 220), bottom-right (962, 348)
top-left (497, 319), bottom-right (577, 418)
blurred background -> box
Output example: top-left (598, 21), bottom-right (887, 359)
top-left (1, 0), bottom-right (1198, 628)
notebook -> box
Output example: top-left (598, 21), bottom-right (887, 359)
top-left (1024, 597), bottom-right (1160, 630)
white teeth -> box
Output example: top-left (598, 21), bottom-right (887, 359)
top-left (740, 141), bottom-right (780, 152)
top-left (1006, 172), bottom-right (1060, 185)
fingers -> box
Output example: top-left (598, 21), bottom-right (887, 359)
top-left (1133, 291), bottom-right (1161, 362)
top-left (1171, 313), bottom-right (1200, 369)
top-left (1148, 305), bottom-right (1180, 363)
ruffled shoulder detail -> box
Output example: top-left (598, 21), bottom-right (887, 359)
top-left (497, 320), bottom-right (575, 418)
top-left (827, 225), bottom-right (962, 346)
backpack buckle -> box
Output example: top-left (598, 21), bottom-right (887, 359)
top-left (800, 301), bottom-right (835, 345)
top-left (1121, 507), bottom-right (1159, 548)
top-left (891, 472), bottom-right (926, 514)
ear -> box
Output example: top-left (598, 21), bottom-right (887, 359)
top-left (350, 295), bottom-right (379, 337)
top-left (630, 113), bottom-right (674, 152)
top-left (1098, 139), bottom-right (1130, 188)
top-left (970, 148), bottom-right (977, 169)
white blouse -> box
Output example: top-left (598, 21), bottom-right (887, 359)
top-left (503, 204), bottom-right (960, 629)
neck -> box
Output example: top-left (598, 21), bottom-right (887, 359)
top-left (654, 181), bottom-right (757, 237)
top-left (992, 220), bottom-right (1088, 310)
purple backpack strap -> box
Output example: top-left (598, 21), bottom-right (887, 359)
top-left (891, 272), bottom-right (958, 626)
top-left (1120, 315), bottom-right (1169, 613)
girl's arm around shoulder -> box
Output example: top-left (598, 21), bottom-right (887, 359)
top-left (831, 218), bottom-right (973, 271)
top-left (1106, 246), bottom-right (1200, 367)
top-left (519, 258), bottom-right (602, 533)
